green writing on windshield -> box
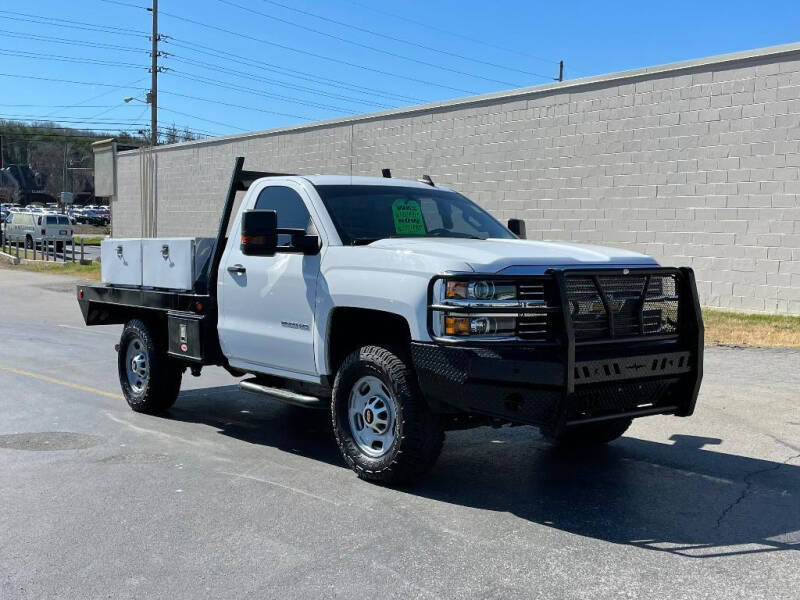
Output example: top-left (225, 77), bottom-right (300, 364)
top-left (391, 199), bottom-right (426, 235)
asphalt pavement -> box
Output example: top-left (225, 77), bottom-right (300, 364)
top-left (0, 268), bottom-right (798, 599)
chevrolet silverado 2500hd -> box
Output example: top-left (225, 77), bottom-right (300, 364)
top-left (77, 158), bottom-right (704, 485)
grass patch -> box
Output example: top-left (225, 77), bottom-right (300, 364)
top-left (6, 261), bottom-right (101, 280)
top-left (704, 308), bottom-right (800, 347)
top-left (72, 235), bottom-right (105, 246)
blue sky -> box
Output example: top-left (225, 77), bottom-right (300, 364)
top-left (2, 0), bottom-right (799, 140)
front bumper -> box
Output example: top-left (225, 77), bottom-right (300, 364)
top-left (411, 342), bottom-right (700, 432)
top-left (413, 267), bottom-right (704, 433)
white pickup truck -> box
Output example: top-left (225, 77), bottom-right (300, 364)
top-left (78, 158), bottom-right (704, 485)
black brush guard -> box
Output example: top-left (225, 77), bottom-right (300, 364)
top-left (415, 267), bottom-right (704, 433)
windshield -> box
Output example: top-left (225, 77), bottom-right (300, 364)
top-left (316, 185), bottom-right (514, 245)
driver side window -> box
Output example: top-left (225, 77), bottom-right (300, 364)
top-left (254, 185), bottom-right (311, 246)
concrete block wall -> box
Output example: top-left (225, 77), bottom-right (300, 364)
top-left (112, 43), bottom-right (800, 314)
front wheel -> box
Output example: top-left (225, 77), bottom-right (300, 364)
top-left (118, 319), bottom-right (182, 414)
top-left (332, 345), bottom-right (443, 485)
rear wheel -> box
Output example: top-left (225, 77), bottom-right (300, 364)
top-left (332, 345), bottom-right (443, 485)
top-left (550, 418), bottom-right (632, 447)
top-left (118, 319), bottom-right (182, 414)
top-left (25, 235), bottom-right (33, 250)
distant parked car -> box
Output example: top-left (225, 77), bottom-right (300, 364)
top-left (81, 209), bottom-right (109, 226)
top-left (4, 212), bottom-right (73, 251)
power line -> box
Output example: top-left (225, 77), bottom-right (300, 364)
top-left (0, 72), bottom-right (148, 89)
top-left (343, 0), bottom-right (563, 67)
top-left (1, 120), bottom-right (212, 140)
top-left (167, 71), bottom-right (359, 115)
top-left (0, 29), bottom-right (149, 54)
top-left (1, 114), bottom-right (147, 122)
top-left (158, 106), bottom-right (255, 133)
top-left (157, 9), bottom-right (477, 95)
top-left (0, 122), bottom-right (142, 134)
top-left (98, 0), bottom-right (149, 8)
top-left (254, 0), bottom-right (555, 81)
top-left (0, 131), bottom-right (134, 141)
top-left (217, 0), bottom-right (526, 87)
top-left (159, 90), bottom-right (314, 121)
top-left (167, 55), bottom-right (394, 110)
top-left (38, 77), bottom-right (149, 121)
top-left (0, 48), bottom-right (145, 69)
top-left (0, 11), bottom-right (147, 37)
top-left (166, 38), bottom-right (424, 104)
top-left (0, 104), bottom-right (119, 108)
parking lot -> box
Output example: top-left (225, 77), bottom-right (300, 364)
top-left (0, 267), bottom-right (798, 599)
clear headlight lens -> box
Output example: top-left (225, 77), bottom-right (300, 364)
top-left (437, 279), bottom-right (519, 338)
top-left (445, 280), bottom-right (516, 301)
top-left (444, 315), bottom-right (516, 337)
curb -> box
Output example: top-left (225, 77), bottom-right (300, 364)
top-left (0, 251), bottom-right (20, 265)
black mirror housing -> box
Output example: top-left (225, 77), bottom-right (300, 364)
top-left (508, 218), bottom-right (526, 239)
top-left (241, 210), bottom-right (278, 256)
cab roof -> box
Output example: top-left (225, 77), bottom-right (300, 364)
top-left (259, 174), bottom-right (454, 192)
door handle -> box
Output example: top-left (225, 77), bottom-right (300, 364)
top-left (227, 264), bottom-right (246, 275)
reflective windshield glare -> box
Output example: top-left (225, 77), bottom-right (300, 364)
top-left (316, 185), bottom-right (515, 245)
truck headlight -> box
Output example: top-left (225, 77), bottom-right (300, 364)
top-left (444, 315), bottom-right (517, 337)
top-left (432, 278), bottom-right (521, 339)
top-left (446, 280), bottom-right (516, 301)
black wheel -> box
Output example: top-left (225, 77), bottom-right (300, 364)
top-left (25, 235), bottom-right (33, 250)
top-left (55, 241), bottom-right (64, 253)
top-left (117, 319), bottom-right (182, 414)
top-left (550, 418), bottom-right (632, 447)
top-left (331, 345), bottom-right (444, 485)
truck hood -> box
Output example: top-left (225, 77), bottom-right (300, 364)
top-left (367, 238), bottom-right (657, 273)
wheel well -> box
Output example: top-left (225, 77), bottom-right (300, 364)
top-left (327, 308), bottom-right (411, 375)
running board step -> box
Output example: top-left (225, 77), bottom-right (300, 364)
top-left (239, 379), bottom-right (328, 409)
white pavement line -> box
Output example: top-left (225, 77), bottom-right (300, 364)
top-left (103, 411), bottom-right (222, 450)
top-left (58, 324), bottom-right (115, 336)
top-left (220, 471), bottom-right (341, 506)
top-left (0, 365), bottom-right (124, 400)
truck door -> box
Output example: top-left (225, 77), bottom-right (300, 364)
top-left (217, 182), bottom-right (321, 377)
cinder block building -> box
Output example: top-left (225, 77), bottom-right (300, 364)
top-left (97, 42), bottom-right (800, 314)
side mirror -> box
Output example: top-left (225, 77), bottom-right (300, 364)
top-left (508, 218), bottom-right (526, 239)
top-left (241, 210), bottom-right (278, 256)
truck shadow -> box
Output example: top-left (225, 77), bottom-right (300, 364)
top-left (170, 385), bottom-right (799, 559)
top-left (418, 429), bottom-right (800, 559)
top-left (169, 385), bottom-right (342, 467)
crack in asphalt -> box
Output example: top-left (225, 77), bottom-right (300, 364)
top-left (714, 452), bottom-right (800, 529)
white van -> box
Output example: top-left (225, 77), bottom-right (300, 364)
top-left (4, 212), bottom-right (73, 250)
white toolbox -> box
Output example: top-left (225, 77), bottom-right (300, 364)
top-left (101, 238), bottom-right (143, 287)
top-left (141, 237), bottom-right (215, 291)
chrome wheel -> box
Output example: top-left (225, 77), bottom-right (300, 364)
top-left (348, 375), bottom-right (397, 457)
top-left (125, 337), bottom-right (149, 393)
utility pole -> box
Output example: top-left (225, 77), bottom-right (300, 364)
top-left (149, 0), bottom-right (158, 147)
top-left (0, 134), bottom-right (4, 168)
top-left (63, 143), bottom-right (69, 194)
top-left (558, 60), bottom-right (564, 82)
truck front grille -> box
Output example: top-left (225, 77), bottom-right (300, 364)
top-left (516, 281), bottom-right (555, 341)
top-left (565, 272), bottom-right (680, 342)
